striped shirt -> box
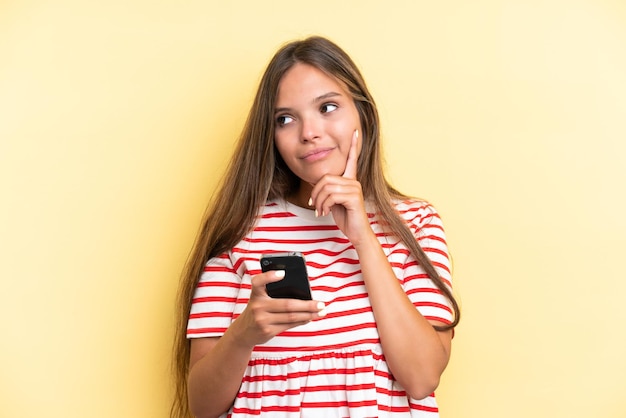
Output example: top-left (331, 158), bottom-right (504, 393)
top-left (187, 198), bottom-right (453, 417)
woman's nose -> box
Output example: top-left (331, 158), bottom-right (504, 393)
top-left (300, 116), bottom-right (322, 142)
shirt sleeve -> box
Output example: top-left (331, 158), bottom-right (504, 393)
top-left (401, 202), bottom-right (455, 324)
top-left (186, 252), bottom-right (242, 339)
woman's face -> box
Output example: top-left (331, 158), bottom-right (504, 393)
top-left (274, 63), bottom-right (362, 187)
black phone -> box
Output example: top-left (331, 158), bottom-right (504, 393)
top-left (260, 252), bottom-right (312, 300)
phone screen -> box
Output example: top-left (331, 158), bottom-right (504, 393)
top-left (261, 252), bottom-right (312, 300)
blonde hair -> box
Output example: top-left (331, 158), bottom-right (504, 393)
top-left (170, 36), bottom-right (460, 418)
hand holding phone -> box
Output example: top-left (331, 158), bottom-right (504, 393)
top-left (260, 252), bottom-right (312, 300)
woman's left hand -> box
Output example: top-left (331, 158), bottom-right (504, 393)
top-left (310, 130), bottom-right (373, 245)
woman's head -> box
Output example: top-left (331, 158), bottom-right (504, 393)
top-left (273, 62), bottom-right (361, 200)
top-left (240, 36), bottom-right (383, 200)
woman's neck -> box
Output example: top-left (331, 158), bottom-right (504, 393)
top-left (286, 182), bottom-right (314, 209)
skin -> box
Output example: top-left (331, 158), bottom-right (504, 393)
top-left (187, 63), bottom-right (452, 418)
top-left (273, 62), bottom-right (363, 206)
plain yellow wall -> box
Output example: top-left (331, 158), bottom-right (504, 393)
top-left (1, 1), bottom-right (625, 417)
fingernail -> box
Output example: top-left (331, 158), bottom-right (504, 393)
top-left (315, 209), bottom-right (319, 217)
top-left (308, 197), bottom-right (313, 206)
top-left (317, 302), bottom-right (326, 310)
top-left (318, 308), bottom-right (327, 317)
top-left (355, 129), bottom-right (359, 138)
top-left (275, 270), bottom-right (285, 278)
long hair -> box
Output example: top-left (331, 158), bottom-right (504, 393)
top-left (170, 36), bottom-right (460, 418)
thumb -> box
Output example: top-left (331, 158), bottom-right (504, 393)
top-left (251, 270), bottom-right (285, 295)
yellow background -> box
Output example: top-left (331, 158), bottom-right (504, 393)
top-left (1, 1), bottom-right (625, 417)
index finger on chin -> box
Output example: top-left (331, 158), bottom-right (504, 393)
top-left (342, 129), bottom-right (359, 179)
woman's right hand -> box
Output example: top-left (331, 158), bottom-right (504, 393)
top-left (231, 270), bottom-right (326, 348)
top-left (188, 270), bottom-right (324, 418)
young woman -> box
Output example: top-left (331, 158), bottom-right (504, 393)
top-left (171, 36), bottom-right (460, 418)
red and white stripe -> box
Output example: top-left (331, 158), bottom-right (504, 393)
top-left (187, 199), bottom-right (453, 417)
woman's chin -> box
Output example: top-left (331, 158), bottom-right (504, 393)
top-left (302, 168), bottom-right (343, 185)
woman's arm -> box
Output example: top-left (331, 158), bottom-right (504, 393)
top-left (310, 131), bottom-right (452, 399)
top-left (187, 333), bottom-right (253, 418)
top-left (187, 270), bottom-right (325, 418)
top-left (353, 233), bottom-right (452, 399)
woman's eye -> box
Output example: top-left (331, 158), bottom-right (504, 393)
top-left (321, 103), bottom-right (338, 114)
top-left (276, 115), bottom-right (294, 126)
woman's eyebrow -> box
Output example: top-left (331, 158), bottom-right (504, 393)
top-left (274, 91), bottom-right (343, 114)
top-left (313, 91), bottom-right (342, 102)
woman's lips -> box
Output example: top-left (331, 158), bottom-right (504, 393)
top-left (300, 147), bottom-right (335, 162)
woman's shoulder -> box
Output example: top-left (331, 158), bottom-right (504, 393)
top-left (392, 196), bottom-right (438, 214)
top-left (391, 197), bottom-right (442, 227)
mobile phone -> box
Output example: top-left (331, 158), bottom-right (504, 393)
top-left (260, 252), bottom-right (312, 300)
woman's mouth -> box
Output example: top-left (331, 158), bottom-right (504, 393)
top-left (300, 147), bottom-right (335, 162)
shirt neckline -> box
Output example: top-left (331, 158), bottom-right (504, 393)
top-left (270, 198), bottom-right (379, 224)
top-left (272, 199), bottom-right (334, 223)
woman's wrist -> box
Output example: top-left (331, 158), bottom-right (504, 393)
top-left (224, 316), bottom-right (258, 353)
top-left (351, 229), bottom-right (380, 253)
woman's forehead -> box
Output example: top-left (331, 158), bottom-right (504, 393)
top-left (276, 63), bottom-right (351, 105)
